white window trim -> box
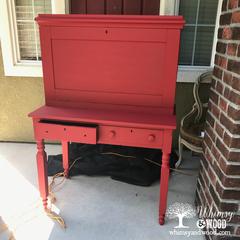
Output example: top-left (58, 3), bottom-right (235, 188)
top-left (160, 0), bottom-right (223, 82)
top-left (0, 0), bottom-right (66, 77)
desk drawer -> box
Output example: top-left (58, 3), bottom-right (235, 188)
top-left (34, 122), bottom-right (97, 144)
top-left (98, 125), bottom-right (163, 149)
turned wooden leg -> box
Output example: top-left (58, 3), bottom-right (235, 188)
top-left (159, 152), bottom-right (170, 225)
top-left (62, 141), bottom-right (69, 178)
top-left (36, 139), bottom-right (48, 210)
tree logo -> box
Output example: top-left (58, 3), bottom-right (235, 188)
top-left (166, 202), bottom-right (196, 228)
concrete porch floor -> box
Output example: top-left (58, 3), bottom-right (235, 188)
top-left (0, 142), bottom-right (204, 240)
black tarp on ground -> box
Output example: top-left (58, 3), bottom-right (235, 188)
top-left (47, 143), bottom-right (178, 186)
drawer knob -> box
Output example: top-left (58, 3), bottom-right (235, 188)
top-left (148, 134), bottom-right (155, 142)
top-left (109, 130), bottom-right (116, 138)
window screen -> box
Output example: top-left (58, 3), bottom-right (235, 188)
top-left (179, 0), bottom-right (218, 66)
top-left (15, 0), bottom-right (51, 61)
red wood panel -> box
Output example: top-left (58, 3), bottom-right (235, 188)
top-left (50, 28), bottom-right (166, 108)
top-left (106, 0), bottom-right (122, 14)
top-left (87, 0), bottom-right (105, 14)
top-left (142, 0), bottom-right (160, 15)
top-left (71, 0), bottom-right (86, 14)
top-left (36, 15), bottom-right (184, 111)
top-left (123, 0), bottom-right (142, 14)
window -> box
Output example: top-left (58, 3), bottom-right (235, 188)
top-left (160, 0), bottom-right (222, 82)
top-left (179, 0), bottom-right (219, 66)
top-left (15, 0), bottom-right (52, 61)
top-left (0, 0), bottom-right (66, 76)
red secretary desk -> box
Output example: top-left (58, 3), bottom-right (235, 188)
top-left (29, 14), bottom-right (184, 225)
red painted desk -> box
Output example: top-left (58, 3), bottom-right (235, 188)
top-left (29, 14), bottom-right (184, 225)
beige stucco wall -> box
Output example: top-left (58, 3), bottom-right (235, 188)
top-left (0, 44), bottom-right (45, 142)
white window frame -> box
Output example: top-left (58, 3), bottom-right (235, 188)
top-left (0, 0), bottom-right (67, 77)
top-left (160, 0), bottom-right (223, 82)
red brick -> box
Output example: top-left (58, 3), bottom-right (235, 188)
top-left (216, 181), bottom-right (240, 200)
top-left (224, 131), bottom-right (240, 148)
top-left (209, 89), bottom-right (219, 105)
top-left (229, 151), bottom-right (240, 162)
top-left (209, 184), bottom-right (239, 211)
top-left (209, 101), bottom-right (220, 118)
top-left (216, 42), bottom-right (227, 54)
top-left (224, 86), bottom-right (230, 98)
top-left (228, 0), bottom-right (238, 9)
top-left (214, 54), bottom-right (219, 66)
top-left (219, 97), bottom-right (228, 111)
top-left (237, 44), bottom-right (240, 57)
top-left (206, 112), bottom-right (215, 128)
top-left (227, 43), bottom-right (237, 56)
top-left (232, 10), bottom-right (240, 23)
top-left (196, 2), bottom-right (240, 234)
top-left (228, 105), bottom-right (240, 121)
top-left (223, 71), bottom-right (233, 85)
top-left (213, 66), bottom-right (223, 79)
top-left (219, 157), bottom-right (240, 175)
top-left (222, 27), bottom-right (232, 39)
top-left (204, 134), bottom-right (214, 152)
top-left (219, 56), bottom-right (228, 69)
top-left (215, 122), bottom-right (224, 138)
top-left (208, 162), bottom-right (218, 186)
top-left (231, 76), bottom-right (240, 91)
top-left (213, 160), bottom-right (240, 189)
top-left (220, 113), bottom-right (240, 134)
top-left (216, 81), bottom-right (224, 94)
top-left (218, 28), bottom-right (223, 39)
top-left (227, 59), bottom-right (240, 74)
top-left (216, 137), bottom-right (229, 159)
top-left (200, 166), bottom-right (210, 187)
top-left (200, 156), bottom-right (210, 171)
top-left (205, 124), bottom-right (216, 142)
top-left (211, 78), bottom-right (217, 88)
top-left (222, 174), bottom-right (240, 189)
top-left (204, 187), bottom-right (213, 205)
top-left (222, 0), bottom-right (228, 11)
top-left (198, 183), bottom-right (208, 207)
top-left (212, 144), bottom-right (221, 160)
top-left (232, 27), bottom-right (240, 40)
top-left (230, 214), bottom-right (240, 224)
top-left (220, 13), bottom-right (232, 25)
top-left (224, 87), bottom-right (240, 105)
top-left (221, 226), bottom-right (237, 235)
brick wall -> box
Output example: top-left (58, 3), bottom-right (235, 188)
top-left (196, 0), bottom-right (240, 239)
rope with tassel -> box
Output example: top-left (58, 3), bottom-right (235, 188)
top-left (47, 156), bottom-right (83, 229)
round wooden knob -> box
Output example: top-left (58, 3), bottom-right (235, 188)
top-left (148, 134), bottom-right (155, 142)
top-left (109, 130), bottom-right (116, 138)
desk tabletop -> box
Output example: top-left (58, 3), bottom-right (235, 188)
top-left (29, 105), bottom-right (176, 130)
